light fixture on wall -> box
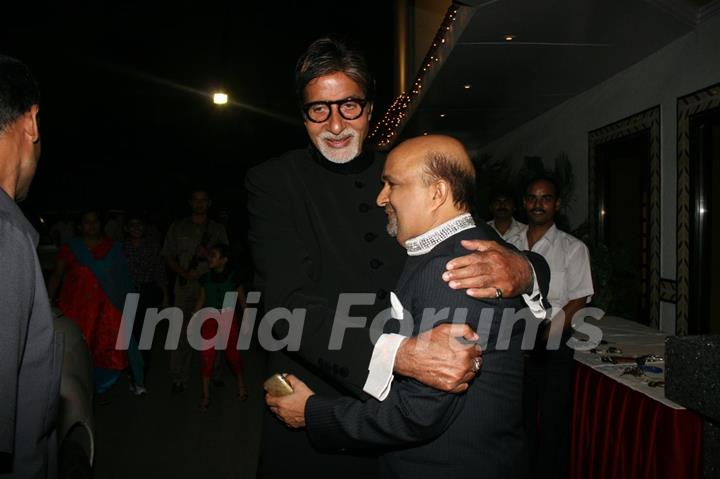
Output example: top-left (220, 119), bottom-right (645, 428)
top-left (504, 34), bottom-right (515, 41)
top-left (464, 84), bottom-right (472, 89)
top-left (213, 92), bottom-right (228, 105)
top-left (440, 113), bottom-right (446, 118)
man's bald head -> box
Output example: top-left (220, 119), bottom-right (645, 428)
top-left (378, 135), bottom-right (476, 244)
top-left (390, 135), bottom-right (476, 212)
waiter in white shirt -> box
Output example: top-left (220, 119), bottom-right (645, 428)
top-left (508, 177), bottom-right (594, 479)
top-left (487, 187), bottom-right (526, 240)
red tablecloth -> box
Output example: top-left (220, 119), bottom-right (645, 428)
top-left (571, 363), bottom-right (703, 479)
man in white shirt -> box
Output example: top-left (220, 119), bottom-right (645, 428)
top-left (508, 177), bottom-right (593, 479)
top-left (487, 187), bottom-right (525, 240)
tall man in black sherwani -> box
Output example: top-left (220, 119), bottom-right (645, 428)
top-left (246, 38), bottom-right (549, 478)
top-left (268, 135), bottom-right (531, 478)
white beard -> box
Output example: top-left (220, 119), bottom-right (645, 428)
top-left (386, 213), bottom-right (398, 237)
top-left (317, 128), bottom-right (361, 164)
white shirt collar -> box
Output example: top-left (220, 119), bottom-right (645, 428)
top-left (489, 217), bottom-right (524, 238)
top-left (404, 213), bottom-right (476, 256)
top-left (540, 223), bottom-right (559, 245)
top-left (517, 222), bottom-right (558, 250)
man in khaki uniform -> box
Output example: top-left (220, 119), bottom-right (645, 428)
top-left (161, 188), bottom-right (228, 392)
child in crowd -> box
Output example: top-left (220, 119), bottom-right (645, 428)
top-left (194, 243), bottom-right (248, 411)
top-left (123, 212), bottom-right (169, 395)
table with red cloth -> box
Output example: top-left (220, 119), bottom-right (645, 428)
top-left (570, 316), bottom-right (703, 479)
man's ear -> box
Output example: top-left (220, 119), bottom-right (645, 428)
top-left (431, 180), bottom-right (450, 209)
top-left (23, 105), bottom-right (40, 144)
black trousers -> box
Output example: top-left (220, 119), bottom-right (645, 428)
top-left (133, 282), bottom-right (164, 368)
top-left (523, 339), bottom-right (576, 479)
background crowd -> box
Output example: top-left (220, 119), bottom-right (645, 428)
top-left (37, 188), bottom-right (251, 408)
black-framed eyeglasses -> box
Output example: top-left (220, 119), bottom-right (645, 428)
top-left (303, 98), bottom-right (368, 123)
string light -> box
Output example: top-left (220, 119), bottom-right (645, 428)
top-left (369, 6), bottom-right (460, 147)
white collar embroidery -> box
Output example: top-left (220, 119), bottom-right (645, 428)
top-left (404, 213), bottom-right (476, 256)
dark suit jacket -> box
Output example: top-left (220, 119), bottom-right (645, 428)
top-left (305, 225), bottom-right (530, 479)
top-left (0, 188), bottom-right (62, 478)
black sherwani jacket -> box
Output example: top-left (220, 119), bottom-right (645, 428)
top-left (246, 146), bottom-right (405, 478)
top-left (305, 225), bottom-right (529, 478)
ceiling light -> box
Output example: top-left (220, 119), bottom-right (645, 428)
top-left (504, 35), bottom-right (515, 41)
top-left (213, 92), bottom-right (228, 105)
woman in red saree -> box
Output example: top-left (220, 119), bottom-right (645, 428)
top-left (48, 210), bottom-right (137, 394)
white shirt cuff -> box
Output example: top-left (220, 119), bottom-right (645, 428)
top-left (522, 263), bottom-right (547, 320)
top-left (362, 333), bottom-right (407, 401)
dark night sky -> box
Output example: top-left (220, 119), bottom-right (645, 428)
top-left (2, 0), bottom-right (394, 221)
